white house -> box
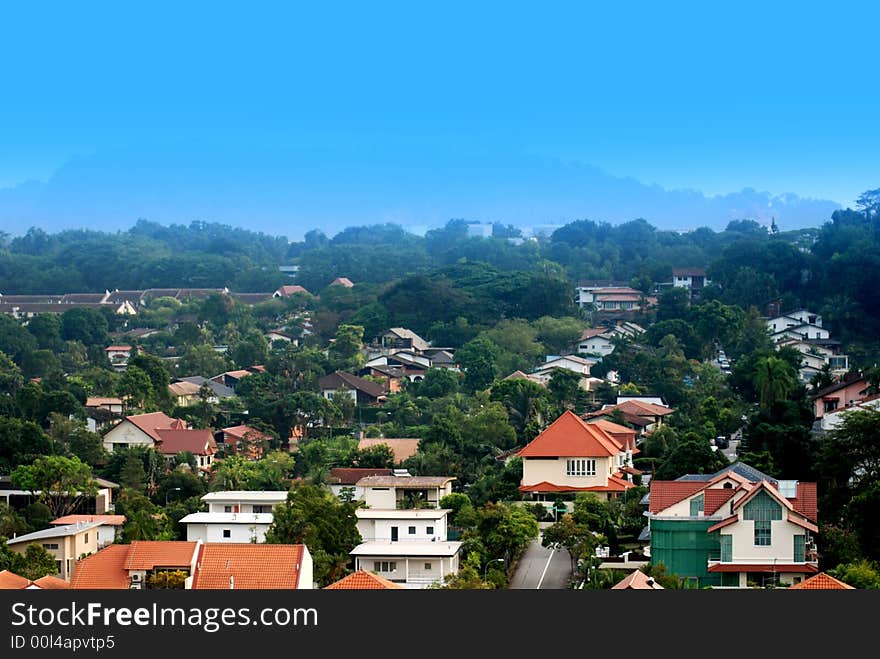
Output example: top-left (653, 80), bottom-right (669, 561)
top-left (349, 540), bottom-right (462, 589)
top-left (356, 508), bottom-right (449, 544)
top-left (101, 412), bottom-right (185, 453)
top-left (327, 468), bottom-right (394, 501)
top-left (201, 491), bottom-right (289, 514)
top-left (574, 328), bottom-right (617, 358)
top-left (531, 355), bottom-right (596, 387)
top-left (766, 310), bottom-right (822, 333)
top-left (356, 475), bottom-right (456, 509)
top-left (179, 512), bottom-right (275, 543)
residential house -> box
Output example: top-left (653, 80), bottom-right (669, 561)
top-left (517, 410), bottom-right (637, 508)
top-left (178, 511), bottom-right (274, 543)
top-left (356, 438), bottom-right (421, 466)
top-left (645, 462), bottom-right (818, 588)
top-left (101, 411), bottom-right (186, 453)
top-left (329, 277), bottom-right (354, 288)
top-left (574, 328), bottom-right (617, 358)
top-left (766, 309), bottom-right (823, 334)
top-left (6, 521), bottom-right (102, 580)
top-left (809, 373), bottom-right (870, 420)
top-left (85, 397), bottom-right (125, 415)
top-left (530, 355), bottom-right (597, 388)
top-left (354, 475), bottom-right (455, 509)
top-left (84, 397), bottom-right (125, 433)
top-left (788, 572), bottom-right (854, 589)
top-left (167, 380), bottom-right (205, 407)
top-left (173, 376), bottom-right (236, 402)
top-left (273, 285), bottom-right (310, 298)
top-left (50, 514), bottom-right (125, 548)
top-left (362, 351), bottom-right (429, 382)
top-left (105, 345), bottom-right (133, 370)
top-left (265, 329), bottom-right (299, 345)
top-left (327, 467), bottom-right (394, 501)
top-left (0, 476), bottom-right (116, 516)
top-left (574, 280), bottom-right (630, 309)
top-left (358, 364), bottom-right (407, 393)
top-left (153, 428), bottom-right (217, 470)
top-left (610, 569), bottom-right (664, 590)
top-left (501, 370), bottom-right (546, 387)
top-left (319, 371), bottom-right (387, 405)
top-left (70, 539), bottom-right (313, 590)
top-left (324, 569), bottom-right (404, 589)
top-left (218, 424), bottom-right (271, 460)
top-left (378, 328), bottom-right (430, 353)
top-left (210, 367), bottom-right (262, 392)
top-left (588, 287), bottom-right (655, 314)
top-left (583, 399), bottom-right (674, 436)
top-left (671, 267), bottom-right (710, 301)
top-left (0, 571), bottom-right (71, 590)
top-left (816, 394), bottom-right (880, 432)
top-left (0, 570), bottom-right (33, 590)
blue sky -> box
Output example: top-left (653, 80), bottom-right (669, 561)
top-left (0, 2), bottom-right (877, 238)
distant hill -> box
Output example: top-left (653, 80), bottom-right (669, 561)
top-left (0, 147), bottom-right (841, 239)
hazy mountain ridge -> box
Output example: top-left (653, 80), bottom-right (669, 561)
top-left (0, 147), bottom-right (841, 239)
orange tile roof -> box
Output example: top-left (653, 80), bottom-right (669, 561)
top-left (191, 544), bottom-right (306, 589)
top-left (0, 570), bottom-right (31, 589)
top-left (611, 570), bottom-right (664, 589)
top-left (518, 410), bottom-right (621, 458)
top-left (51, 514), bottom-right (126, 526)
top-left (615, 399), bottom-right (674, 417)
top-left (123, 541), bottom-right (197, 570)
top-left (155, 428), bottom-right (217, 456)
top-left (789, 572), bottom-right (855, 589)
top-left (325, 569), bottom-right (404, 590)
top-left (32, 575), bottom-right (70, 589)
top-left (70, 544), bottom-right (131, 589)
top-left (647, 481), bottom-right (707, 513)
top-left (519, 476), bottom-right (635, 494)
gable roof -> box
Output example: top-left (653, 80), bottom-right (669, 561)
top-left (385, 328), bottom-right (430, 352)
top-left (123, 541), bottom-right (198, 570)
top-left (319, 371), bottom-right (386, 399)
top-left (0, 570), bottom-right (31, 589)
top-left (611, 569), bottom-right (664, 590)
top-left (275, 285), bottom-right (309, 297)
top-left (328, 468), bottom-right (394, 485)
top-left (69, 544), bottom-right (132, 589)
top-left (518, 410), bottom-right (621, 458)
top-left (191, 543), bottom-right (307, 589)
top-left (357, 438), bottom-right (421, 464)
top-left (647, 481), bottom-right (707, 513)
top-left (115, 412), bottom-right (184, 443)
top-left (154, 428), bottom-right (217, 456)
top-left (221, 425), bottom-right (270, 441)
top-left (808, 375), bottom-right (869, 400)
top-left (330, 277), bottom-right (354, 287)
top-left (32, 575), bottom-right (70, 589)
top-left (789, 572), bottom-right (855, 590)
top-left (325, 569), bottom-right (404, 590)
top-left (6, 521), bottom-right (103, 545)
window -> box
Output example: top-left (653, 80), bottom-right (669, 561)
top-left (566, 459), bottom-right (595, 476)
top-left (823, 400), bottom-right (839, 413)
top-left (424, 563), bottom-right (432, 571)
top-left (408, 526), bottom-right (416, 535)
top-left (426, 526), bottom-right (434, 535)
top-left (222, 529), bottom-right (231, 538)
top-left (84, 533), bottom-right (88, 542)
top-left (224, 505), bottom-right (232, 513)
top-left (253, 505), bottom-right (268, 514)
top-left (43, 543), bottom-right (59, 550)
top-left (373, 561), bottom-right (397, 572)
top-left (793, 535), bottom-right (805, 562)
top-left (720, 535), bottom-right (732, 562)
top-left (689, 494), bottom-right (704, 516)
top-left (743, 490), bottom-right (782, 546)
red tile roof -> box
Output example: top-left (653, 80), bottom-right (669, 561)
top-left (276, 285), bottom-right (309, 296)
top-left (706, 515), bottom-right (739, 533)
top-left (222, 425), bottom-right (270, 441)
top-left (791, 482), bottom-right (818, 522)
top-left (155, 429), bottom-right (217, 456)
top-left (122, 412), bottom-right (184, 443)
top-left (704, 489), bottom-right (736, 515)
top-left (733, 481), bottom-right (794, 515)
top-left (325, 569), bottom-right (404, 590)
top-left (579, 328), bottom-right (609, 340)
top-left (357, 438), bottom-right (421, 464)
top-left (518, 410), bottom-right (621, 458)
top-left (789, 572), bottom-right (855, 589)
top-left (519, 476), bottom-right (635, 494)
top-left (32, 575), bottom-right (70, 589)
top-left (328, 467), bottom-right (394, 485)
top-left (787, 513), bottom-right (819, 533)
top-left (330, 277), bottom-right (354, 287)
top-left (51, 514), bottom-right (126, 526)
top-left (615, 399), bottom-right (674, 417)
top-left (611, 570), bottom-right (664, 589)
top-left (123, 541), bottom-right (198, 570)
top-left (0, 570), bottom-right (31, 589)
top-left (647, 481), bottom-right (706, 513)
top-left (191, 544), bottom-right (306, 589)
top-left (708, 563), bottom-right (818, 574)
top-left (70, 544), bottom-right (132, 589)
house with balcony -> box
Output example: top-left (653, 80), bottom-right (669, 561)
top-left (327, 467), bottom-right (394, 501)
top-left (517, 410), bottom-right (637, 508)
top-left (354, 475), bottom-right (455, 509)
top-left (644, 462), bottom-right (818, 588)
top-left (179, 490), bottom-right (288, 544)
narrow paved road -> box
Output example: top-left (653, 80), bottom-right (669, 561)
top-left (509, 535), bottom-right (572, 589)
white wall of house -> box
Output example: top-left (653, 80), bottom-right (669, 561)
top-left (184, 522), bottom-right (271, 543)
top-left (722, 518), bottom-right (808, 564)
top-left (362, 487), bottom-right (397, 509)
top-left (354, 553), bottom-right (459, 588)
top-left (96, 525), bottom-right (118, 547)
top-left (577, 337), bottom-right (615, 357)
top-left (357, 517), bottom-right (447, 542)
top-left (329, 484), bottom-right (367, 501)
top-left (204, 493), bottom-right (288, 514)
top-left (521, 456), bottom-right (615, 489)
top-left (321, 387), bottom-right (357, 403)
top-left (102, 422), bottom-right (155, 453)
top-left (299, 546), bottom-right (314, 589)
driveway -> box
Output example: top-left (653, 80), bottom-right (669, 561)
top-left (508, 533), bottom-right (573, 589)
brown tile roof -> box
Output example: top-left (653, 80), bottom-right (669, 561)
top-left (356, 475), bottom-right (455, 488)
top-left (168, 381), bottom-right (202, 397)
top-left (70, 544), bottom-right (131, 589)
top-left (328, 468), bottom-right (394, 485)
top-left (121, 412), bottom-right (184, 443)
top-left (222, 425), bottom-right (270, 442)
top-left (51, 514), bottom-right (126, 527)
top-left (579, 328), bottom-right (610, 340)
top-left (791, 482), bottom-right (818, 522)
top-left (32, 575), bottom-right (70, 589)
top-left (518, 410), bottom-right (621, 458)
top-left (704, 489), bottom-right (736, 515)
top-left (357, 438), bottom-right (421, 464)
top-left (325, 569), bottom-right (404, 589)
top-left (611, 570), bottom-right (664, 589)
top-left (154, 428), bottom-right (217, 456)
top-left (647, 481), bottom-right (707, 513)
top-left (276, 285), bottom-right (309, 296)
top-left (319, 371), bottom-right (387, 399)
top-left (86, 396), bottom-right (125, 407)
top-left (789, 572), bottom-right (855, 589)
top-left (104, 345), bottom-right (132, 351)
top-left (191, 543), bottom-right (306, 589)
top-left (0, 570), bottom-right (31, 589)
top-left (330, 277), bottom-right (354, 287)
top-left (123, 541), bottom-right (198, 570)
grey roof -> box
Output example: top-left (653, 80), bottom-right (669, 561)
top-left (637, 525), bottom-right (651, 542)
top-left (7, 521), bottom-right (103, 544)
top-left (639, 492), bottom-right (651, 506)
top-left (176, 376), bottom-right (236, 399)
top-left (674, 462), bottom-right (777, 485)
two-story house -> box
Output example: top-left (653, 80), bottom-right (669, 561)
top-left (517, 410), bottom-right (636, 509)
top-left (180, 491), bottom-right (290, 543)
top-left (645, 463), bottom-right (818, 588)
top-left (6, 521), bottom-right (102, 580)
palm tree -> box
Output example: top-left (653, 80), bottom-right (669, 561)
top-left (754, 356), bottom-right (797, 408)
